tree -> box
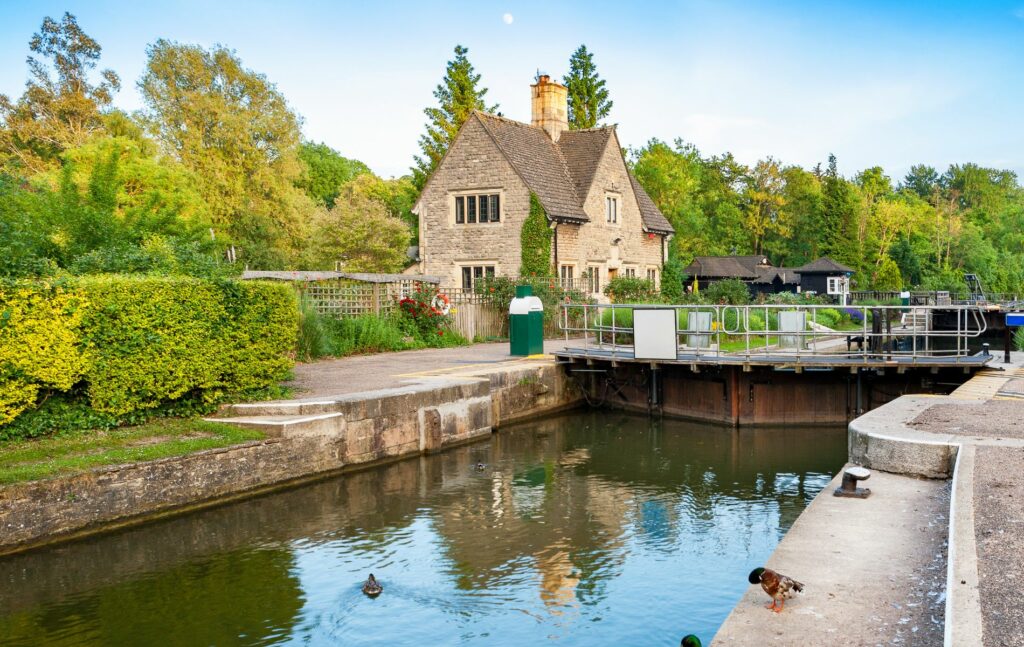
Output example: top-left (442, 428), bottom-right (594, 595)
top-left (0, 13), bottom-right (121, 174)
top-left (139, 40), bottom-right (313, 267)
top-left (305, 176), bottom-right (410, 272)
top-left (564, 45), bottom-right (613, 130)
top-left (743, 158), bottom-right (786, 255)
top-left (820, 154), bottom-right (860, 268)
top-left (872, 257), bottom-right (903, 291)
top-left (902, 165), bottom-right (939, 200)
top-left (296, 142), bottom-right (370, 208)
top-left (412, 45), bottom-right (496, 189)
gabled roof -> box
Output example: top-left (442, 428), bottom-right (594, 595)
top-left (557, 127), bottom-right (614, 199)
top-left (471, 112), bottom-right (674, 234)
top-left (793, 257), bottom-right (854, 274)
top-left (751, 267), bottom-right (800, 284)
top-left (475, 112), bottom-right (587, 221)
top-left (684, 256), bottom-right (757, 279)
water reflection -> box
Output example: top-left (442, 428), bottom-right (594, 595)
top-left (0, 412), bottom-right (846, 646)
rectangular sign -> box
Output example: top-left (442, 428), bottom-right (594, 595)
top-left (633, 308), bottom-right (678, 361)
top-left (1007, 312), bottom-right (1024, 327)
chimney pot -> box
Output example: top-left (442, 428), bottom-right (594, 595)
top-left (531, 74), bottom-right (568, 142)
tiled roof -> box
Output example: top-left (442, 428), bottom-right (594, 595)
top-left (475, 113), bottom-right (587, 221)
top-left (751, 267), bottom-right (800, 284)
top-left (628, 173), bottom-right (675, 234)
top-left (684, 256), bottom-right (758, 279)
top-left (473, 112), bottom-right (674, 234)
top-left (557, 128), bottom-right (614, 199)
top-left (732, 255), bottom-right (773, 274)
top-left (792, 257), bottom-right (854, 274)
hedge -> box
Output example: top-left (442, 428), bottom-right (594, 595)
top-left (0, 277), bottom-right (297, 433)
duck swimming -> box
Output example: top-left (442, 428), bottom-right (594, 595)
top-left (748, 567), bottom-right (803, 613)
top-left (362, 574), bottom-right (383, 597)
top-left (680, 635), bottom-right (702, 647)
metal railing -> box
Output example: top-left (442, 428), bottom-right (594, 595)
top-left (559, 303), bottom-right (990, 362)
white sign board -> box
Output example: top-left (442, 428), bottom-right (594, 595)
top-left (633, 309), bottom-right (678, 360)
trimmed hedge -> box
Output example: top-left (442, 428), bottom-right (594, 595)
top-left (1, 277), bottom-right (297, 434)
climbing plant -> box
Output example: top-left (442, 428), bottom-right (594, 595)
top-left (520, 192), bottom-right (552, 276)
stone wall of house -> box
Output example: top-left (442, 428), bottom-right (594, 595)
top-left (417, 115), bottom-right (530, 286)
top-left (556, 132), bottom-right (666, 292)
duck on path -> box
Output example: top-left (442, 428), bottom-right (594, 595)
top-left (748, 567), bottom-right (803, 613)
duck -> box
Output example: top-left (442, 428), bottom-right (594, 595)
top-left (680, 635), bottom-right (702, 647)
top-left (474, 462), bottom-right (487, 472)
top-left (361, 573), bottom-right (383, 597)
top-left (748, 567), bottom-right (803, 613)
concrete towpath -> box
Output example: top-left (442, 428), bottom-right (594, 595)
top-left (274, 339), bottom-right (577, 402)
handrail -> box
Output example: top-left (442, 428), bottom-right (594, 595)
top-left (559, 303), bottom-right (990, 361)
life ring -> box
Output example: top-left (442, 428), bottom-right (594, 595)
top-left (431, 293), bottom-right (451, 315)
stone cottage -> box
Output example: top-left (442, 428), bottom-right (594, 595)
top-left (410, 75), bottom-right (674, 295)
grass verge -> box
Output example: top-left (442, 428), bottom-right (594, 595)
top-left (0, 418), bottom-right (264, 485)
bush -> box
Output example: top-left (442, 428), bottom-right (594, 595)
top-left (0, 277), bottom-right (298, 437)
top-left (476, 276), bottom-right (591, 335)
top-left (1015, 327), bottom-right (1024, 352)
top-left (604, 276), bottom-right (660, 303)
top-left (814, 308), bottom-right (842, 328)
top-left (703, 279), bottom-right (751, 305)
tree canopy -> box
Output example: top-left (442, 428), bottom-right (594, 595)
top-left (412, 45), bottom-right (496, 189)
top-left (564, 45), bottom-right (613, 130)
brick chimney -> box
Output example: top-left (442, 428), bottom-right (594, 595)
top-left (531, 74), bottom-right (568, 142)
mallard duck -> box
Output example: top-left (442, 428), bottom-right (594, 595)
top-left (748, 567), bottom-right (803, 612)
top-left (680, 635), bottom-right (702, 647)
top-left (362, 574), bottom-right (383, 597)
top-left (474, 462), bottom-right (486, 472)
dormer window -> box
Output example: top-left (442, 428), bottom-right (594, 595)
top-left (454, 193), bottom-right (501, 225)
top-left (605, 195), bottom-right (619, 224)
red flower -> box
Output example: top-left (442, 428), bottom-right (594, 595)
top-left (489, 287), bottom-right (495, 293)
top-left (438, 330), bottom-right (444, 336)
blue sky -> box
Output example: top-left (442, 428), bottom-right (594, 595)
top-left (2, 1), bottom-right (1023, 181)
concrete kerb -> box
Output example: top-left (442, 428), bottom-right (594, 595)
top-left (844, 392), bottom-right (1024, 647)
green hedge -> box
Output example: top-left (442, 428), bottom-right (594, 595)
top-left (1, 277), bottom-right (297, 437)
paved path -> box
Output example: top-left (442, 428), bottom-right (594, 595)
top-left (275, 339), bottom-right (576, 402)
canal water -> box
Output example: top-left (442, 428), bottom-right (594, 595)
top-left (0, 411), bottom-right (846, 646)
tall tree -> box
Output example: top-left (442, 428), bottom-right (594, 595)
top-left (743, 158), bottom-right (786, 255)
top-left (296, 142), bottom-right (371, 208)
top-left (902, 164), bottom-right (939, 200)
top-left (820, 154), bottom-right (860, 268)
top-left (0, 13), bottom-right (121, 174)
top-left (139, 40), bottom-right (313, 268)
top-left (564, 45), bottom-right (613, 130)
top-left (412, 45), bottom-right (496, 189)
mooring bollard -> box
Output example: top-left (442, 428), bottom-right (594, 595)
top-left (834, 466), bottom-right (871, 498)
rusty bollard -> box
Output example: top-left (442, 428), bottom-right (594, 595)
top-left (834, 466), bottom-right (871, 498)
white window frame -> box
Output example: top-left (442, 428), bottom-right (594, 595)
top-left (826, 276), bottom-right (847, 295)
top-left (623, 266), bottom-right (637, 278)
top-left (586, 264), bottom-right (602, 295)
top-left (559, 264), bottom-right (576, 289)
top-left (646, 267), bottom-right (658, 288)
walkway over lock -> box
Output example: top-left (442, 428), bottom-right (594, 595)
top-left (556, 303), bottom-right (995, 370)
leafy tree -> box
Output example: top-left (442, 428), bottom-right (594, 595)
top-left (902, 165), bottom-right (939, 200)
top-left (296, 142), bottom-right (370, 208)
top-left (0, 13), bottom-right (121, 174)
top-left (820, 154), bottom-right (861, 268)
top-left (412, 45), bottom-right (496, 189)
top-left (743, 158), bottom-right (786, 255)
top-left (520, 193), bottom-right (552, 276)
top-left (139, 40), bottom-right (313, 268)
top-left (564, 45), bottom-right (613, 130)
top-left (304, 175), bottom-right (410, 272)
top-left (352, 174), bottom-right (419, 239)
top-left (888, 235), bottom-right (923, 286)
top-left (773, 165), bottom-right (823, 265)
top-left (872, 257), bottom-right (903, 290)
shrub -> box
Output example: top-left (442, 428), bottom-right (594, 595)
top-left (0, 277), bottom-right (297, 436)
top-left (703, 279), bottom-right (751, 305)
top-left (395, 283), bottom-right (462, 344)
top-left (604, 277), bottom-right (660, 303)
top-left (1015, 327), bottom-right (1024, 352)
top-left (0, 280), bottom-right (90, 425)
top-left (814, 308), bottom-right (842, 328)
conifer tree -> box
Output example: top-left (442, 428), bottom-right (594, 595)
top-left (564, 45), bottom-right (612, 130)
top-left (412, 45), bottom-right (496, 189)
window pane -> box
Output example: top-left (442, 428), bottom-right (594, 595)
top-left (479, 194), bottom-right (489, 222)
top-left (474, 267), bottom-right (484, 282)
top-left (467, 196), bottom-right (477, 223)
top-left (485, 266), bottom-right (495, 277)
top-left (606, 197), bottom-right (611, 222)
top-left (455, 196), bottom-right (465, 224)
top-left (462, 267), bottom-right (472, 290)
top-left (490, 195), bottom-right (500, 221)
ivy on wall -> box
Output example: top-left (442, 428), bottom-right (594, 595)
top-left (520, 192), bottom-right (553, 276)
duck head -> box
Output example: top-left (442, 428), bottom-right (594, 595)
top-left (681, 635), bottom-right (702, 647)
top-left (748, 567), bottom-right (765, 584)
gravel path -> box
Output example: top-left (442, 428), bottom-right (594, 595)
top-left (907, 399), bottom-right (1024, 439)
top-left (975, 446), bottom-right (1024, 646)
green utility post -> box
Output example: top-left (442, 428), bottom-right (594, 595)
top-left (509, 285), bottom-right (544, 356)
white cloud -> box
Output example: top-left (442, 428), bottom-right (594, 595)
top-left (503, 13), bottom-right (514, 25)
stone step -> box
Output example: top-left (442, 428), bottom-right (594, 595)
top-left (210, 412), bottom-right (345, 437)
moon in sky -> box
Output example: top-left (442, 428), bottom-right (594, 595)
top-left (502, 13), bottom-right (514, 25)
